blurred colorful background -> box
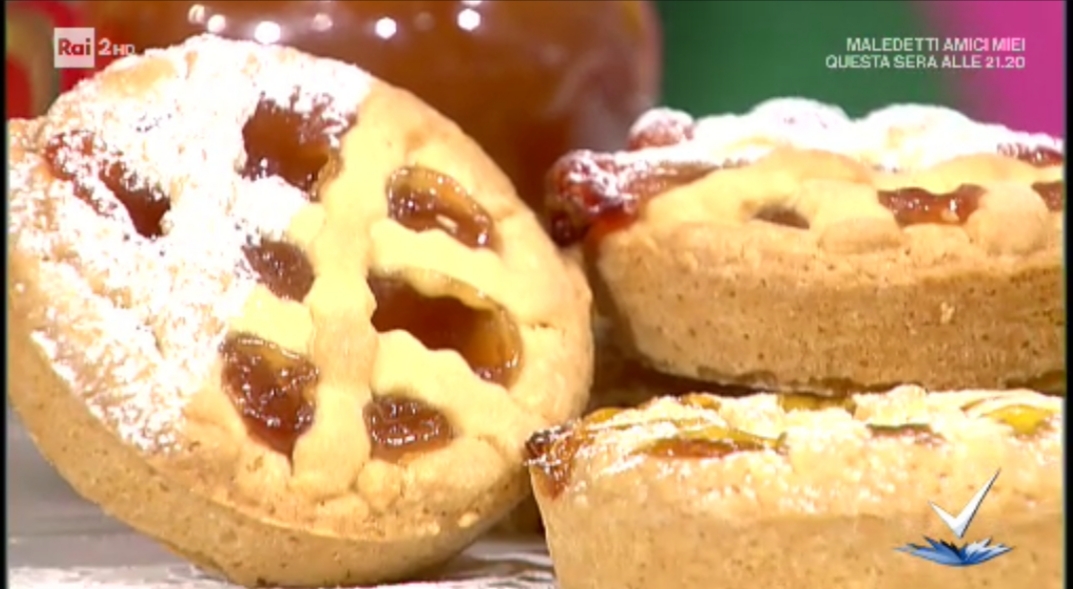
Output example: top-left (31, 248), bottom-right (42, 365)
top-left (656, 0), bottom-right (1063, 135)
top-left (6, 0), bottom-right (1065, 201)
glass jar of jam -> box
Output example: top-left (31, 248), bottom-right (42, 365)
top-left (82, 0), bottom-right (663, 208)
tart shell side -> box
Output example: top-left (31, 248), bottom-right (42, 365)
top-left (595, 216), bottom-right (1065, 394)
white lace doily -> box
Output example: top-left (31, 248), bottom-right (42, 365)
top-left (9, 541), bottom-right (556, 589)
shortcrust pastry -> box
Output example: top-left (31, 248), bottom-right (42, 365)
top-left (545, 98), bottom-right (1065, 393)
top-left (527, 386), bottom-right (1062, 589)
top-left (498, 319), bottom-right (740, 535)
top-left (6, 35), bottom-right (592, 587)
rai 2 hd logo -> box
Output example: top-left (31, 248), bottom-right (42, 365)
top-left (53, 28), bottom-right (136, 69)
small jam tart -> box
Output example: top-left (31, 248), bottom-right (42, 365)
top-left (545, 98), bottom-right (1065, 394)
top-left (6, 36), bottom-right (593, 588)
top-left (526, 385), bottom-right (1062, 589)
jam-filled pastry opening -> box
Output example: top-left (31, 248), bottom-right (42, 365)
top-left (241, 93), bottom-right (356, 196)
top-left (368, 275), bottom-right (522, 388)
top-left (640, 426), bottom-right (785, 459)
top-left (44, 131), bottom-right (170, 239)
top-left (242, 239), bottom-right (316, 302)
top-left (220, 333), bottom-right (319, 458)
top-left (877, 145), bottom-right (1065, 219)
top-left (582, 404), bottom-right (787, 460)
top-left (524, 427), bottom-right (578, 498)
top-left (363, 395), bottom-right (455, 462)
top-left (544, 152), bottom-right (725, 246)
top-left (753, 206), bottom-right (810, 229)
top-left (877, 184), bottom-right (985, 226)
top-left (387, 165), bottom-right (500, 250)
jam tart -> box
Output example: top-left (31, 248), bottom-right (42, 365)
top-left (6, 35), bottom-right (593, 587)
top-left (526, 385), bottom-right (1062, 589)
top-left (545, 98), bottom-right (1065, 394)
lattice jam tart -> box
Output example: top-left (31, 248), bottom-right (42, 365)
top-left (526, 386), bottom-right (1062, 589)
top-left (6, 36), bottom-right (593, 588)
top-left (546, 98), bottom-right (1065, 394)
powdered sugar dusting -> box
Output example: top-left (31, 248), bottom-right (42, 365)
top-left (626, 97), bottom-right (1064, 171)
top-left (558, 148), bottom-right (741, 206)
top-left (629, 107), bottom-right (693, 138)
top-left (750, 97), bottom-right (852, 130)
top-left (7, 35), bottom-right (372, 452)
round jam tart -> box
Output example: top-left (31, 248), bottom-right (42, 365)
top-left (545, 98), bottom-right (1065, 394)
top-left (6, 35), bottom-right (593, 588)
top-left (526, 386), bottom-right (1062, 589)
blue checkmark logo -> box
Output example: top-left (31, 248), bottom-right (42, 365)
top-left (896, 470), bottom-right (1012, 567)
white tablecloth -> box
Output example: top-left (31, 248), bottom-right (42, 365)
top-left (7, 411), bottom-right (555, 589)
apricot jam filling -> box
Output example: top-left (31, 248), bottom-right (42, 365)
top-left (777, 394), bottom-right (857, 414)
top-left (44, 131), bottom-right (170, 239)
top-left (368, 275), bottom-right (522, 388)
top-left (525, 406), bottom-right (783, 498)
top-left (363, 395), bottom-right (455, 462)
top-left (241, 93), bottom-right (356, 196)
top-left (876, 185), bottom-right (985, 226)
top-left (525, 427), bottom-right (578, 498)
top-left (242, 240), bottom-right (315, 302)
top-left (387, 166), bottom-right (499, 250)
top-left (543, 132), bottom-right (1065, 247)
top-left (960, 398), bottom-right (1058, 437)
top-left (639, 426), bottom-right (785, 459)
top-left (220, 333), bottom-right (318, 458)
top-left (977, 404), bottom-right (1056, 436)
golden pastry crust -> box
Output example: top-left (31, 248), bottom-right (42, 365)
top-left (527, 386), bottom-right (1062, 589)
top-left (7, 35), bottom-right (592, 587)
top-left (552, 100), bottom-right (1064, 393)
